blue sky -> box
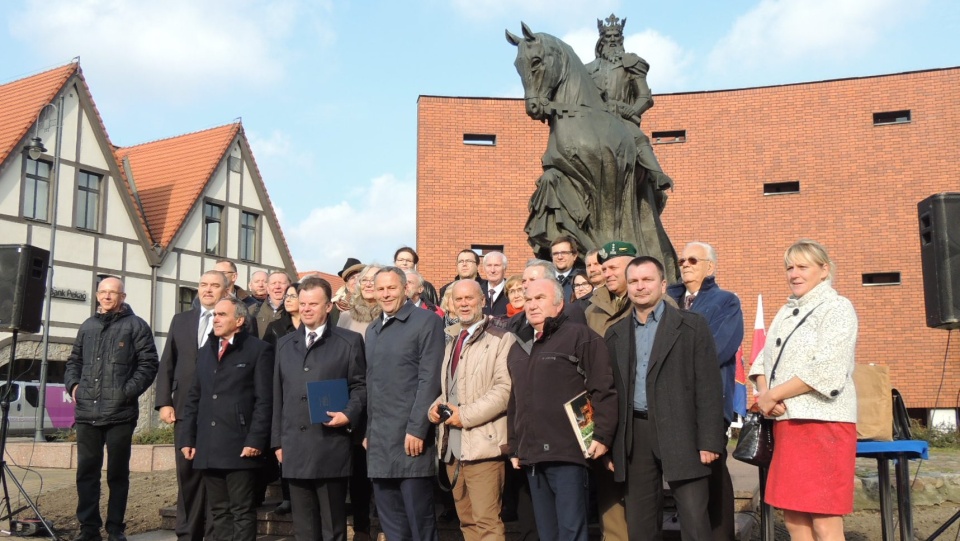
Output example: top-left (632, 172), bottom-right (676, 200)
top-left (2, 0), bottom-right (957, 273)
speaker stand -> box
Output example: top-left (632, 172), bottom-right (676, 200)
top-left (0, 329), bottom-right (57, 538)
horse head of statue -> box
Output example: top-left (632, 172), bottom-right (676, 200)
top-left (507, 22), bottom-right (602, 121)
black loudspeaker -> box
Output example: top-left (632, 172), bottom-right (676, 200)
top-left (0, 244), bottom-right (50, 333)
top-left (919, 193), bottom-right (960, 330)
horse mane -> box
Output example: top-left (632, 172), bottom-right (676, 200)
top-left (534, 31), bottom-right (604, 109)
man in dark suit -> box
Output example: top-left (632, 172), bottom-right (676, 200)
top-left (481, 251), bottom-right (509, 316)
top-left (272, 277), bottom-right (366, 541)
top-left (604, 256), bottom-right (725, 541)
top-left (156, 270), bottom-right (228, 541)
top-left (178, 298), bottom-right (274, 541)
top-left (551, 235), bottom-right (580, 300)
top-left (666, 241), bottom-right (744, 541)
top-left (439, 249), bottom-right (488, 301)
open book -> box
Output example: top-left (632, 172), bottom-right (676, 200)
top-left (564, 391), bottom-right (594, 458)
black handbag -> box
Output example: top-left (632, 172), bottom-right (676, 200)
top-left (733, 405), bottom-right (775, 467)
top-left (892, 388), bottom-right (913, 440)
top-left (733, 306), bottom-right (818, 467)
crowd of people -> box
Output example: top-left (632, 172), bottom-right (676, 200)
top-left (62, 236), bottom-right (859, 541)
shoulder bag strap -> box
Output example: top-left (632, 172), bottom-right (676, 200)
top-left (770, 305), bottom-right (819, 383)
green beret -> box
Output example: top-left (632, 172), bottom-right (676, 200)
top-left (597, 241), bottom-right (638, 263)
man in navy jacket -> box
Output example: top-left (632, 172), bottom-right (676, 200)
top-left (666, 242), bottom-right (744, 541)
top-left (178, 298), bottom-right (273, 541)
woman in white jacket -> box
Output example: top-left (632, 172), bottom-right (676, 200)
top-left (749, 240), bottom-right (858, 541)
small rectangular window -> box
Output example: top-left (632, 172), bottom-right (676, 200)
top-left (179, 287), bottom-right (197, 313)
top-left (873, 110), bottom-right (911, 125)
top-left (651, 130), bottom-right (686, 144)
top-left (204, 202), bottom-right (223, 256)
top-left (239, 211), bottom-right (258, 262)
top-left (463, 134), bottom-right (496, 146)
top-left (75, 171), bottom-right (102, 231)
top-left (471, 244), bottom-right (504, 256)
top-left (862, 272), bottom-right (901, 286)
top-left (228, 156), bottom-right (242, 173)
top-left (763, 181), bottom-right (800, 195)
top-left (23, 159), bottom-right (51, 222)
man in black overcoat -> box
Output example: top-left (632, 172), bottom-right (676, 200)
top-left (178, 298), bottom-right (274, 541)
top-left (155, 270), bottom-right (227, 541)
top-left (604, 256), bottom-right (725, 541)
top-left (272, 277), bottom-right (366, 541)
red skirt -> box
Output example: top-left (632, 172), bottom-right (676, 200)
top-left (764, 419), bottom-right (856, 515)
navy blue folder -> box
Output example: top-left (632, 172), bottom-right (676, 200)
top-left (306, 379), bottom-right (349, 424)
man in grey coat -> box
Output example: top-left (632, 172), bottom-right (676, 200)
top-left (364, 267), bottom-right (444, 541)
top-left (272, 277), bottom-right (366, 541)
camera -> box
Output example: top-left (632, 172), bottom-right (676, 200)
top-left (437, 404), bottom-right (454, 422)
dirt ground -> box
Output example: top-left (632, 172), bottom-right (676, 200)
top-left (28, 469), bottom-right (960, 540)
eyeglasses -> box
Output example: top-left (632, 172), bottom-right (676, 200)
top-left (457, 259), bottom-right (476, 265)
top-left (573, 282), bottom-right (591, 289)
top-left (284, 294), bottom-right (298, 300)
top-left (360, 278), bottom-right (375, 284)
top-left (679, 257), bottom-right (708, 266)
top-left (551, 250), bottom-right (575, 257)
top-left (507, 288), bottom-right (524, 296)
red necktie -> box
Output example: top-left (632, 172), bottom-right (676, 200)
top-left (450, 330), bottom-right (469, 376)
top-left (218, 339), bottom-right (228, 360)
top-left (534, 330), bottom-right (543, 342)
top-left (685, 295), bottom-right (695, 310)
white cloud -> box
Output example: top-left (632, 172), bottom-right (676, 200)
top-left (7, 0), bottom-right (332, 103)
top-left (247, 129), bottom-right (294, 159)
top-left (562, 28), bottom-right (692, 92)
top-left (283, 174), bottom-right (416, 273)
top-left (707, 0), bottom-right (915, 75)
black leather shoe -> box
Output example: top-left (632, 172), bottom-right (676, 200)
top-left (107, 532), bottom-right (126, 541)
top-left (273, 500), bottom-right (292, 515)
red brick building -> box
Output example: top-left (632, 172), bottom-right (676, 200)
top-left (416, 67), bottom-right (960, 416)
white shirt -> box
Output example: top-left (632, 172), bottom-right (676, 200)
top-left (304, 324), bottom-right (326, 343)
top-left (198, 308), bottom-right (215, 347)
top-left (487, 281), bottom-right (504, 301)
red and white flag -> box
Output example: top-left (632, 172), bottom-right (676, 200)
top-left (748, 295), bottom-right (766, 396)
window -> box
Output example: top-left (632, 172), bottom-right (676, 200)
top-left (75, 171), bottom-right (102, 231)
top-left (463, 134), bottom-right (496, 146)
top-left (179, 287), bottom-right (197, 313)
top-left (873, 110), bottom-right (911, 126)
top-left (471, 244), bottom-right (504, 256)
top-left (862, 272), bottom-right (901, 286)
top-left (239, 211), bottom-right (258, 262)
top-left (23, 159), bottom-right (51, 221)
top-left (763, 181), bottom-right (800, 195)
top-left (204, 202), bottom-right (223, 255)
top-left (24, 385), bottom-right (39, 408)
top-left (651, 130), bottom-right (686, 144)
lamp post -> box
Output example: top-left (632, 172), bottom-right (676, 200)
top-left (23, 97), bottom-right (64, 442)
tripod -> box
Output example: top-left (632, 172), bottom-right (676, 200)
top-left (927, 509), bottom-right (960, 540)
top-left (0, 329), bottom-right (57, 538)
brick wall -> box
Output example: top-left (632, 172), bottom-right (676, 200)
top-left (416, 68), bottom-right (960, 408)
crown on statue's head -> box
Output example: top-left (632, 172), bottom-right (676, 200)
top-left (597, 13), bottom-right (626, 35)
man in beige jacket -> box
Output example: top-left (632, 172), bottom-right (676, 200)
top-left (429, 279), bottom-right (515, 541)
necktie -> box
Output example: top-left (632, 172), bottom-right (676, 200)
top-left (685, 295), bottom-right (695, 310)
top-left (488, 288), bottom-right (495, 304)
top-left (450, 330), bottom-right (469, 376)
top-left (218, 339), bottom-right (229, 360)
top-left (198, 311), bottom-right (211, 348)
top-left (307, 331), bottom-right (317, 348)
top-left (534, 330), bottom-right (543, 342)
